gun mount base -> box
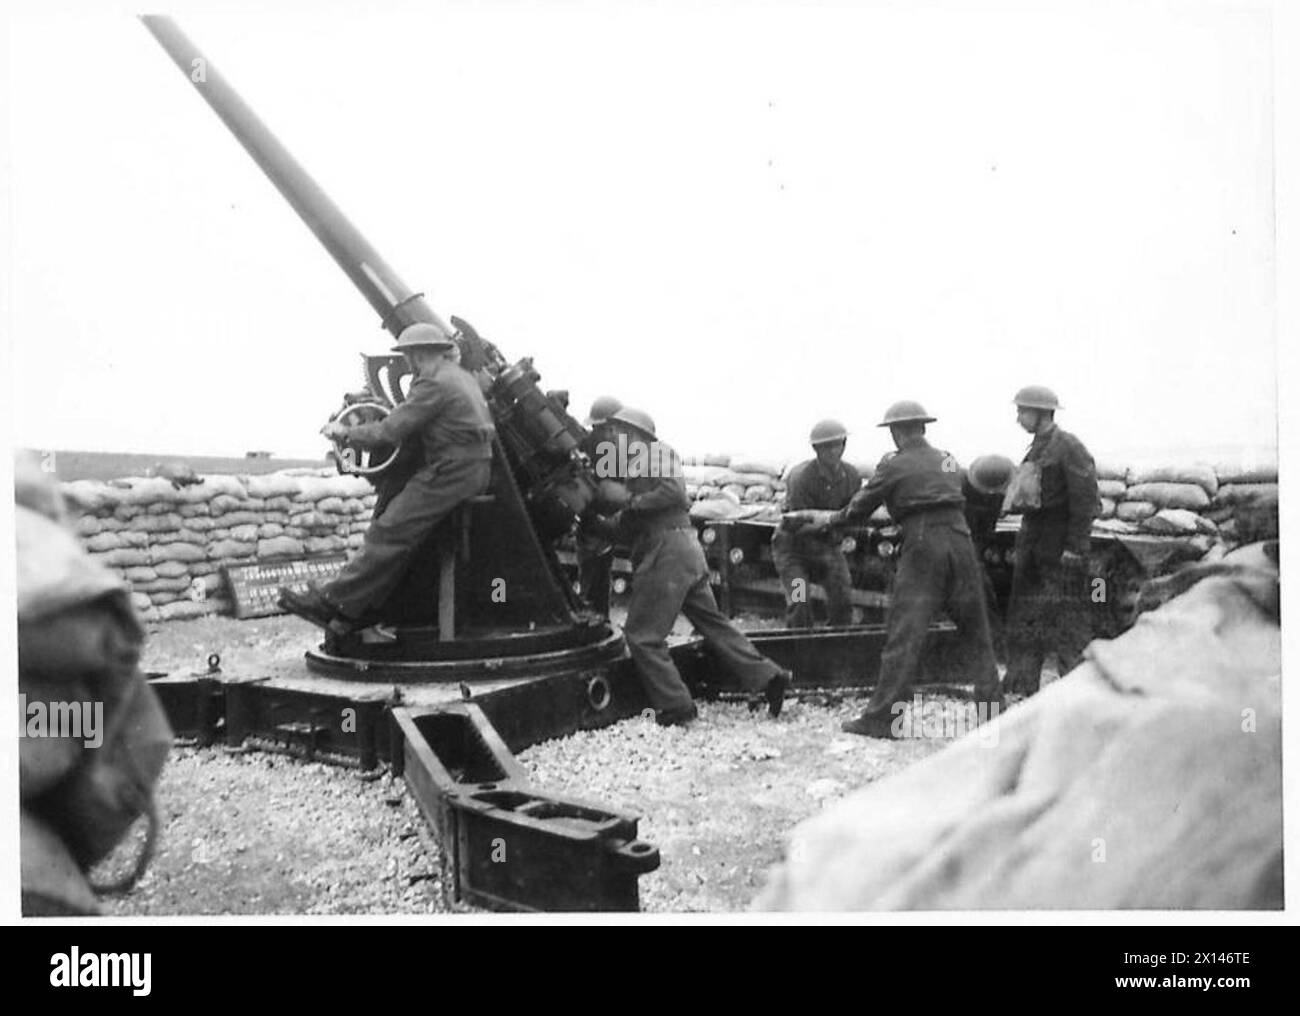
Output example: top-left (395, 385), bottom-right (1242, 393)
top-left (304, 623), bottom-right (626, 683)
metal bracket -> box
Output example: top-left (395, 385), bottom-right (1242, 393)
top-left (390, 702), bottom-right (659, 911)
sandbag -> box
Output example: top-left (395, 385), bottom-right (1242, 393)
top-left (131, 513), bottom-right (184, 534)
top-left (1128, 463), bottom-right (1218, 497)
top-left (742, 484), bottom-right (774, 503)
top-left (699, 452), bottom-right (731, 468)
top-left (84, 533), bottom-right (123, 553)
top-left (292, 475), bottom-right (372, 502)
top-left (1098, 497), bottom-right (1116, 519)
top-left (729, 459), bottom-right (783, 477)
top-left (209, 493), bottom-right (251, 514)
top-left (721, 484), bottom-right (747, 501)
top-left (1214, 483), bottom-right (1278, 507)
top-left (1116, 501), bottom-right (1157, 522)
top-left (1124, 482), bottom-right (1209, 511)
top-left (1211, 451), bottom-right (1278, 485)
top-left (716, 470), bottom-right (779, 488)
top-left (690, 495), bottom-right (744, 521)
top-left (682, 464), bottom-right (730, 485)
top-left (193, 474), bottom-right (249, 500)
top-left (150, 528), bottom-right (207, 546)
top-left (305, 535), bottom-right (347, 554)
top-left (242, 473), bottom-right (303, 499)
top-left (257, 535), bottom-right (308, 558)
top-left (153, 560), bottom-right (192, 580)
top-left (210, 539), bottom-right (257, 560)
top-left (209, 510), bottom-right (261, 529)
top-left (755, 543), bottom-right (1280, 910)
top-left (150, 542), bottom-right (206, 564)
top-left (121, 477), bottom-right (186, 506)
top-left (1097, 479), bottom-right (1127, 500)
top-left (74, 516), bottom-right (103, 537)
top-left (1094, 459), bottom-right (1129, 482)
top-left (60, 481), bottom-right (123, 514)
top-left (1140, 508), bottom-right (1201, 536)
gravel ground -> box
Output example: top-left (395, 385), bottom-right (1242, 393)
top-left (518, 696), bottom-right (975, 912)
top-left (97, 747), bottom-right (455, 916)
top-left (107, 613), bottom-right (992, 915)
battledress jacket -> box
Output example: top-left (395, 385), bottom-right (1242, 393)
top-left (1018, 425), bottom-right (1099, 560)
top-left (349, 361), bottom-right (495, 463)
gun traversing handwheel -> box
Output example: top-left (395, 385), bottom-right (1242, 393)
top-left (325, 401), bottom-right (401, 477)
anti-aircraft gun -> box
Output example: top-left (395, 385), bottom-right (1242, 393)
top-left (141, 16), bottom-right (622, 681)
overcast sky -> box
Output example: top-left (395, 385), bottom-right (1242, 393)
top-left (3, 1), bottom-right (1282, 470)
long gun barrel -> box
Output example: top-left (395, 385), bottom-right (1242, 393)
top-left (140, 15), bottom-right (446, 339)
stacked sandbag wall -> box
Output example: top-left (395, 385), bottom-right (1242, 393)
top-left (1098, 454), bottom-right (1278, 541)
top-left (684, 451), bottom-right (1277, 539)
top-left (59, 470), bottom-right (377, 624)
top-left (54, 450), bottom-right (1276, 623)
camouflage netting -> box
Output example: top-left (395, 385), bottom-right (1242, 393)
top-left (754, 541), bottom-right (1282, 910)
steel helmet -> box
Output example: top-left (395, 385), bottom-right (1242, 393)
top-left (1013, 385), bottom-right (1062, 411)
top-left (585, 395), bottom-right (624, 427)
top-left (968, 454), bottom-right (1016, 495)
top-left (392, 321), bottom-right (457, 352)
top-left (877, 400), bottom-right (937, 427)
top-left (608, 406), bottom-right (656, 436)
top-left (809, 419), bottom-right (849, 446)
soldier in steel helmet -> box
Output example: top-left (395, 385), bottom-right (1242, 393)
top-left (788, 400), bottom-right (1002, 738)
top-left (963, 453), bottom-right (1016, 655)
top-left (1003, 385), bottom-right (1099, 694)
top-left (771, 419), bottom-right (860, 628)
top-left (279, 321), bottom-right (497, 631)
top-left (588, 407), bottom-right (792, 727)
top-left (575, 395), bottom-right (624, 617)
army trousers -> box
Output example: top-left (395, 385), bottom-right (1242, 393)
top-left (576, 529), bottom-right (614, 618)
top-left (325, 456), bottom-right (492, 619)
top-left (771, 531), bottom-right (854, 628)
top-left (623, 527), bottom-right (783, 712)
top-left (1005, 535), bottom-right (1093, 694)
top-left (856, 513), bottom-right (1001, 723)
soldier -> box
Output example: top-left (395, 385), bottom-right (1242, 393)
top-left (279, 322), bottom-right (496, 631)
top-left (772, 420), bottom-right (861, 628)
top-left (962, 453), bottom-right (1016, 654)
top-left (791, 401), bottom-right (1002, 738)
top-left (1003, 385), bottom-right (1099, 694)
top-left (591, 407), bottom-right (791, 726)
top-left (575, 395), bottom-right (624, 617)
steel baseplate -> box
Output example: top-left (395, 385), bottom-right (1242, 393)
top-left (391, 703), bottom-right (659, 911)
